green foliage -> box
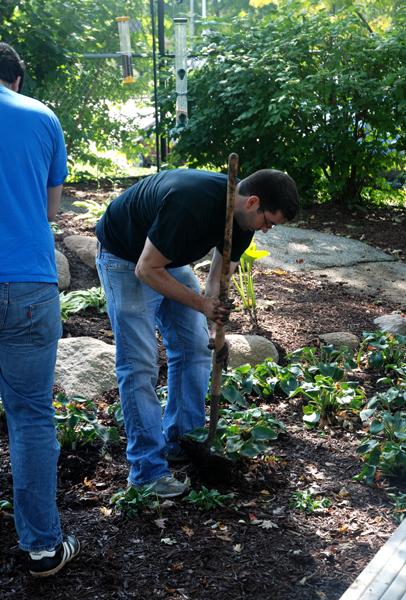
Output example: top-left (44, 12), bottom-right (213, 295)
top-left (184, 486), bottom-right (234, 511)
top-left (291, 376), bottom-right (366, 427)
top-left (165, 3), bottom-right (405, 206)
top-left (232, 241), bottom-right (269, 325)
top-left (53, 392), bottom-right (120, 450)
top-left (358, 331), bottom-right (406, 371)
top-left (60, 287), bottom-right (106, 321)
top-left (355, 412), bottom-right (406, 484)
top-left (187, 406), bottom-right (285, 459)
top-left (0, 0), bottom-right (152, 167)
top-left (289, 489), bottom-right (332, 513)
top-left (73, 198), bottom-right (111, 224)
top-left (110, 486), bottom-right (158, 517)
top-left (0, 499), bottom-right (12, 511)
top-left (388, 489), bottom-right (406, 524)
top-left (50, 222), bottom-right (64, 235)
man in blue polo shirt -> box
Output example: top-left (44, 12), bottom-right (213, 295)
top-left (0, 42), bottom-right (79, 577)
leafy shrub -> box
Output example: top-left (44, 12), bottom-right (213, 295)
top-left (165, 6), bottom-right (405, 206)
top-left (54, 392), bottom-right (119, 450)
top-left (60, 287), bottom-right (106, 321)
top-left (184, 486), bottom-right (234, 511)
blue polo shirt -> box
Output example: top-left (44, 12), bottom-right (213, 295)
top-left (0, 84), bottom-right (68, 283)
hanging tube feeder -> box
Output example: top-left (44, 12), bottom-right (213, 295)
top-left (173, 17), bottom-right (188, 126)
top-left (116, 16), bottom-right (135, 84)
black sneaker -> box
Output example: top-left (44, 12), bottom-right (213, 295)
top-left (28, 535), bottom-right (80, 577)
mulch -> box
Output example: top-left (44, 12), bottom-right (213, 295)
top-left (1, 183), bottom-right (405, 600)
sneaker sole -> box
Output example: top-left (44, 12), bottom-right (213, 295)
top-left (29, 541), bottom-right (81, 578)
top-left (155, 489), bottom-right (188, 498)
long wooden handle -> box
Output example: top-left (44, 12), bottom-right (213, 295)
top-left (208, 152), bottom-right (239, 445)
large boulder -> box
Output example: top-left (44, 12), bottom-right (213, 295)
top-left (55, 249), bottom-right (71, 290)
top-left (64, 235), bottom-right (97, 269)
top-left (225, 334), bottom-right (279, 368)
top-left (55, 337), bottom-right (116, 398)
top-left (374, 313), bottom-right (406, 335)
top-left (318, 332), bottom-right (359, 350)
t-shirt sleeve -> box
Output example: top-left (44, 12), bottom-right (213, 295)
top-left (217, 226), bottom-right (254, 262)
top-left (147, 198), bottom-right (198, 263)
top-left (47, 114), bottom-right (68, 188)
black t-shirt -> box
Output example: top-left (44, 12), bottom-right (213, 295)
top-left (96, 169), bottom-right (253, 267)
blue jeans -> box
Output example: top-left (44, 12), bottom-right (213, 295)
top-left (96, 246), bottom-right (212, 486)
top-left (0, 282), bottom-right (62, 552)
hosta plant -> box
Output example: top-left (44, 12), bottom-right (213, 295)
top-left (184, 486), bottom-right (234, 511)
top-left (110, 486), bottom-right (158, 517)
top-left (187, 406), bottom-right (285, 460)
top-left (54, 392), bottom-right (119, 450)
top-left (60, 287), bottom-right (106, 321)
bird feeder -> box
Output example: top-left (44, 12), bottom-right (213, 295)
top-left (173, 17), bottom-right (188, 126)
top-left (116, 16), bottom-right (135, 84)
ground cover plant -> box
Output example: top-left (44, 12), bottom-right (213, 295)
top-left (60, 287), bottom-right (106, 321)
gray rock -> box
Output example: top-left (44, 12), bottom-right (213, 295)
top-left (225, 334), bottom-right (279, 368)
top-left (374, 313), bottom-right (406, 335)
top-left (64, 235), bottom-right (97, 269)
top-left (55, 249), bottom-right (71, 290)
top-left (255, 226), bottom-right (395, 272)
top-left (55, 337), bottom-right (116, 398)
top-left (319, 332), bottom-right (359, 349)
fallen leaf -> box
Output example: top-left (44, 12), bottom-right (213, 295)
top-left (161, 537), bottom-right (177, 545)
top-left (233, 544), bottom-right (243, 553)
top-left (181, 526), bottom-right (194, 537)
top-left (154, 518), bottom-right (167, 529)
top-left (260, 520), bottom-right (278, 530)
top-left (99, 506), bottom-right (112, 517)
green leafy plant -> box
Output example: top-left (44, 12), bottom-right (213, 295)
top-left (187, 406), bottom-right (285, 459)
top-left (50, 222), bottom-right (64, 235)
top-left (289, 489), bottom-right (331, 514)
top-left (232, 241), bottom-right (269, 325)
top-left (290, 344), bottom-right (357, 381)
top-left (60, 287), bottom-right (106, 321)
top-left (355, 411), bottom-right (406, 484)
top-left (72, 197), bottom-right (112, 224)
top-left (358, 331), bottom-right (406, 371)
top-left (110, 486), bottom-right (158, 517)
top-left (388, 490), bottom-right (406, 524)
top-left (54, 392), bottom-right (119, 450)
top-left (184, 486), bottom-right (234, 511)
top-left (0, 499), bottom-right (12, 511)
top-left (360, 387), bottom-right (406, 422)
top-left (291, 375), bottom-right (365, 428)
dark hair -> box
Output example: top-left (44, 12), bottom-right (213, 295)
top-left (239, 169), bottom-right (299, 221)
top-left (0, 42), bottom-right (25, 91)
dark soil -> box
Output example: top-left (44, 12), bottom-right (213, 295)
top-left (1, 182), bottom-right (404, 600)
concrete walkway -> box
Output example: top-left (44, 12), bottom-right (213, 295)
top-left (255, 227), bottom-right (406, 308)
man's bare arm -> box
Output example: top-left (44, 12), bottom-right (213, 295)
top-left (47, 185), bottom-right (63, 221)
top-left (135, 239), bottom-right (230, 324)
top-left (205, 248), bottom-right (239, 298)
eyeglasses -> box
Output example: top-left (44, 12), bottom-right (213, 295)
top-left (262, 211), bottom-right (277, 229)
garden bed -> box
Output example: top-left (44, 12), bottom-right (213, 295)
top-left (0, 185), bottom-right (405, 600)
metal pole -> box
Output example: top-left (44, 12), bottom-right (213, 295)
top-left (157, 0), bottom-right (167, 162)
top-left (149, 0), bottom-right (161, 171)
